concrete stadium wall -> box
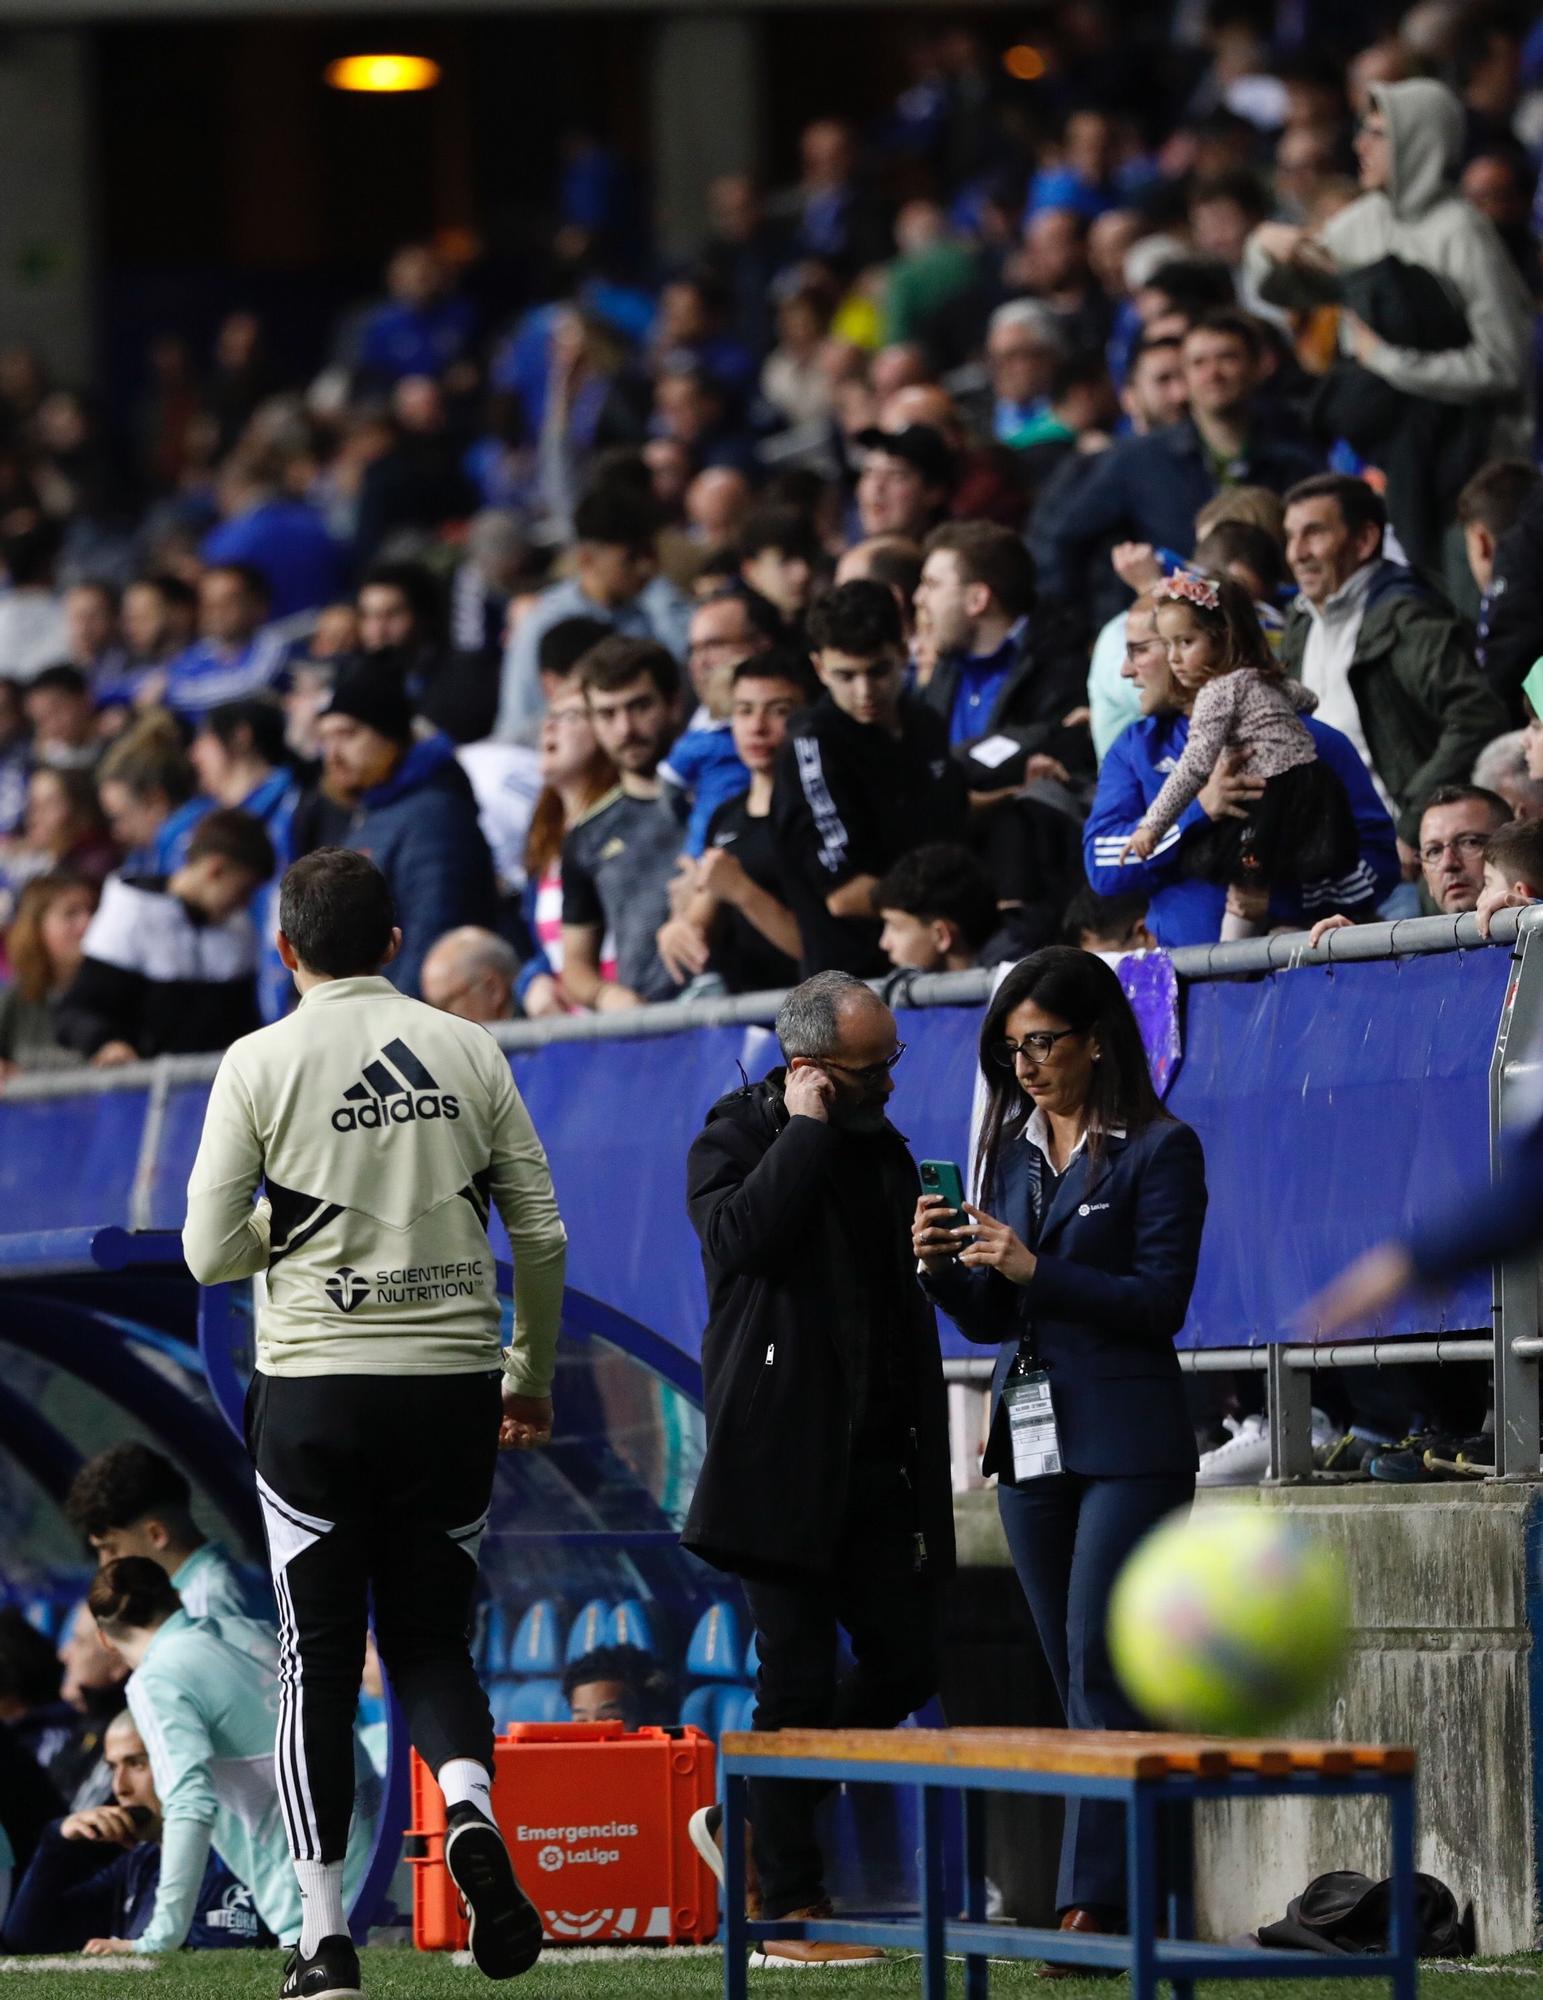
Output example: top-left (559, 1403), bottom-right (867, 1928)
top-left (956, 1484), bottom-right (1542, 1954)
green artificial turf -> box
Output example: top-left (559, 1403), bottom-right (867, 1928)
top-left (0, 1943), bottom-right (1536, 2000)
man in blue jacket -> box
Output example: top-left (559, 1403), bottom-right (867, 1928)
top-left (1083, 597), bottom-right (1399, 945)
top-left (1034, 312), bottom-right (1321, 610)
top-left (201, 461), bottom-right (348, 622)
top-left (315, 661), bottom-right (497, 997)
top-left (1, 1710), bottom-right (270, 1954)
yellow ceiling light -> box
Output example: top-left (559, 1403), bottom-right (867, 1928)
top-left (325, 54), bottom-right (441, 94)
top-left (1002, 45), bottom-right (1047, 82)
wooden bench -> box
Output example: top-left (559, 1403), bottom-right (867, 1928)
top-left (718, 1726), bottom-right (1418, 2000)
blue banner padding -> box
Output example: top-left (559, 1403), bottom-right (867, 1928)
top-left (0, 946), bottom-right (1510, 1355)
top-left (0, 1089), bottom-right (147, 1234)
top-left (1170, 949), bottom-right (1509, 1344)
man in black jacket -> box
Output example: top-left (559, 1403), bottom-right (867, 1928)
top-left (682, 971), bottom-right (954, 1966)
top-left (1033, 312), bottom-right (1322, 617)
top-left (56, 809), bottom-right (272, 1064)
top-left (771, 581), bottom-right (967, 977)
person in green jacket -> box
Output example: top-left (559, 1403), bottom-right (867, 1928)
top-left (79, 1560), bottom-right (377, 1961)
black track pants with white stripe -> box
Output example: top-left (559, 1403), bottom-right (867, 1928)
top-left (246, 1369), bottom-right (502, 1864)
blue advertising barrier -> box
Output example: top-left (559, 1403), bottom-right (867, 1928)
top-left (0, 945), bottom-right (1510, 1356)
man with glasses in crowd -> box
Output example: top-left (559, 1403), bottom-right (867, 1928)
top-left (681, 970), bottom-right (953, 1966)
top-left (1311, 783), bottom-right (1511, 947)
top-left (1415, 784), bottom-right (1512, 915)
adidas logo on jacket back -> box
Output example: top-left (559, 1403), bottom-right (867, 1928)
top-left (183, 975), bottom-right (565, 1384)
top-left (331, 1037), bottom-right (461, 1131)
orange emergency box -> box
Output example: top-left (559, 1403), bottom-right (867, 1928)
top-left (408, 1722), bottom-right (718, 1947)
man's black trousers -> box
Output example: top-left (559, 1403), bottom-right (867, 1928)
top-left (246, 1369), bottom-right (502, 1864)
top-left (739, 1457), bottom-right (942, 1918)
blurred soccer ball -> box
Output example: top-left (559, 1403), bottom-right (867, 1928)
top-left (1108, 1506), bottom-right (1350, 1735)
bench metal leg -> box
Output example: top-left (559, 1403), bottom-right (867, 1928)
top-left (723, 1771), bottom-right (748, 2000)
top-left (1164, 1798), bottom-right (1195, 2000)
top-left (1387, 1775), bottom-right (1418, 2000)
top-left (1126, 1788), bottom-right (1159, 2000)
top-left (920, 1784), bottom-right (947, 2000)
top-left (962, 1788), bottom-right (989, 2000)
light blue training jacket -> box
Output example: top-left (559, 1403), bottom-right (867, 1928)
top-left (127, 1611), bottom-right (378, 1953)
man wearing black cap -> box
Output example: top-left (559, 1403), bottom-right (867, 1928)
top-left (852, 425), bottom-right (955, 546)
top-left (315, 661), bottom-right (497, 1000)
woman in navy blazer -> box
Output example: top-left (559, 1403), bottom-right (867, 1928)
top-left (914, 946), bottom-right (1207, 1952)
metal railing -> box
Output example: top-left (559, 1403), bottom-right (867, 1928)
top-left (5, 904), bottom-right (1540, 1479)
top-left (3, 905), bottom-right (1534, 1094)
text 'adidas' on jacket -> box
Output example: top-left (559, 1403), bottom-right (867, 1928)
top-left (182, 975), bottom-right (566, 1388)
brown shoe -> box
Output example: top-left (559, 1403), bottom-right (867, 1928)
top-left (750, 1900), bottom-right (887, 1967)
top-left (687, 1804), bottom-right (762, 1919)
top-left (1037, 1905), bottom-right (1120, 1980)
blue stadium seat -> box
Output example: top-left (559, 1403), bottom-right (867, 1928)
top-left (478, 1601), bottom-right (513, 1675)
top-left (742, 1630), bottom-right (759, 1682)
top-left (25, 1594), bottom-right (71, 1639)
top-left (502, 1679), bottom-right (568, 1724)
top-left (685, 1601), bottom-right (744, 1681)
top-left (719, 1686), bottom-right (757, 1734)
top-left (483, 1674), bottom-right (523, 1726)
top-left (680, 1683), bottom-right (735, 1738)
top-left (607, 1598), bottom-right (655, 1655)
top-left (564, 1598), bottom-right (612, 1663)
top-left (510, 1599), bottom-right (562, 1677)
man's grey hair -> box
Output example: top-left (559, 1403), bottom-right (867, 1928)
top-left (1474, 730), bottom-right (1529, 791)
top-left (1474, 730), bottom-right (1543, 817)
top-left (775, 970), bottom-right (881, 1059)
top-left (987, 299), bottom-right (1067, 354)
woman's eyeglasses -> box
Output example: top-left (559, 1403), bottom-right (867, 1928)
top-left (990, 1028), bottom-right (1079, 1068)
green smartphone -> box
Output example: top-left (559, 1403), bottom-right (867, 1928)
top-left (919, 1159), bottom-right (967, 1228)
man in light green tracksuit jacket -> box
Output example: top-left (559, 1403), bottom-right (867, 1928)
top-left (182, 846), bottom-right (567, 2000)
top-left (82, 1564), bottom-right (377, 1957)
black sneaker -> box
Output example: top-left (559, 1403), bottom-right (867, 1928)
top-left (445, 1803), bottom-right (543, 1980)
top-left (280, 1935), bottom-right (361, 2000)
top-left (1314, 1433), bottom-right (1379, 1480)
top-left (1368, 1433), bottom-right (1445, 1483)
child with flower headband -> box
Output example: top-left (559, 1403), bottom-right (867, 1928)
top-left (1120, 572), bottom-right (1372, 937)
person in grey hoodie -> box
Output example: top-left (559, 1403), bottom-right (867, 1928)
top-left (1245, 77), bottom-right (1533, 461)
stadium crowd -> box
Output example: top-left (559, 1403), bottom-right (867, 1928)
top-left (7, 6), bottom-right (1543, 1963)
top-left (0, 1), bottom-right (1542, 1079)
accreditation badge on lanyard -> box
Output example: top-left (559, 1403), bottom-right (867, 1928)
top-left (1001, 1137), bottom-right (1063, 1480)
top-left (1005, 1368), bottom-right (1062, 1481)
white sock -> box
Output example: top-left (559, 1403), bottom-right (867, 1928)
top-left (439, 1757), bottom-right (494, 1820)
top-left (295, 1858), bottom-right (347, 1955)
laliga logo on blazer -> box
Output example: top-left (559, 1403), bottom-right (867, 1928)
top-left (326, 1267), bottom-right (371, 1313)
top-left (331, 1038), bottom-right (460, 1132)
